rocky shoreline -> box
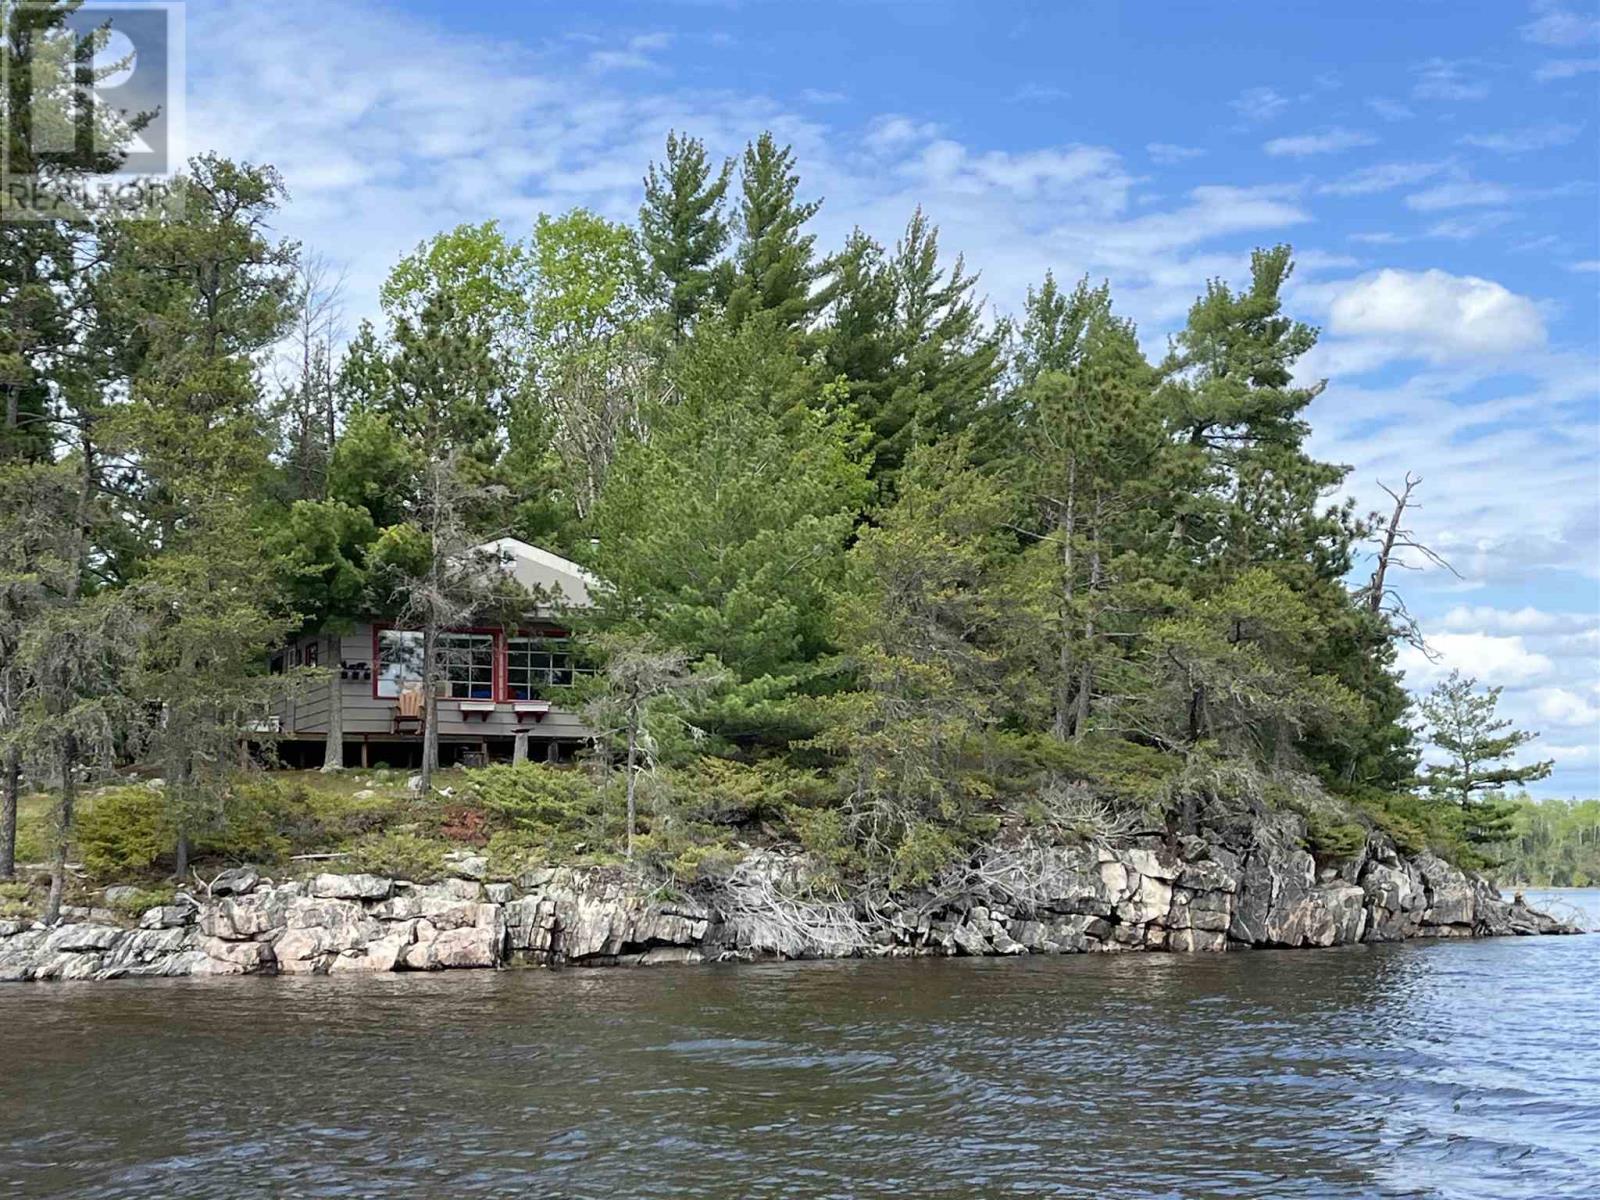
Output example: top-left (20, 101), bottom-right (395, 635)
top-left (0, 813), bottom-right (1580, 983)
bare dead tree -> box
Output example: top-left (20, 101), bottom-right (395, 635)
top-left (581, 635), bottom-right (723, 858)
top-left (1355, 472), bottom-right (1460, 653)
top-left (274, 253), bottom-right (347, 501)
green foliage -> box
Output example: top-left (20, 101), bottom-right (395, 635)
top-left (1488, 795), bottom-right (1600, 886)
top-left (0, 881), bottom-right (36, 920)
top-left (1420, 671), bottom-right (1553, 824)
top-left (344, 831), bottom-right (451, 882)
top-left (588, 323), bottom-right (872, 683)
top-left (463, 763), bottom-right (614, 855)
top-left (77, 787), bottom-right (168, 878)
top-left (640, 132), bottom-right (731, 337)
top-left (103, 885), bottom-right (175, 918)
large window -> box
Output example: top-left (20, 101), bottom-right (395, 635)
top-left (440, 632), bottom-right (496, 699)
top-left (376, 629), bottom-right (424, 698)
top-left (506, 637), bottom-right (574, 700)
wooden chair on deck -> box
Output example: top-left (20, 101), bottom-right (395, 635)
top-left (393, 684), bottom-right (425, 736)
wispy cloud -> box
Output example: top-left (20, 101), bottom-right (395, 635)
top-left (1521, 1), bottom-right (1600, 46)
top-left (1459, 122), bottom-right (1584, 152)
top-left (1405, 179), bottom-right (1512, 211)
top-left (1231, 86), bottom-right (1291, 121)
top-left (1320, 160), bottom-right (1446, 196)
top-left (589, 32), bottom-right (675, 71)
top-left (1534, 56), bottom-right (1600, 80)
top-left (1146, 142), bottom-right (1205, 164)
top-left (1366, 97), bottom-right (1415, 121)
top-left (1264, 127), bottom-right (1377, 157)
top-left (1413, 58), bottom-right (1491, 101)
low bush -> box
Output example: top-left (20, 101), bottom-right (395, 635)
top-left (462, 763), bottom-right (614, 855)
top-left (77, 786), bottom-right (169, 878)
top-left (0, 881), bottom-right (37, 921)
top-left (103, 885), bottom-right (175, 917)
top-left (343, 831), bottom-right (450, 882)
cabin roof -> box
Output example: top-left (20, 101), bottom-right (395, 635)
top-left (475, 537), bottom-right (598, 608)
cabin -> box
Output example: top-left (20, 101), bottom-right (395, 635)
top-left (269, 538), bottom-right (598, 769)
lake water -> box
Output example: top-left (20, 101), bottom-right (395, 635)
top-left (1, 891), bottom-right (1596, 1200)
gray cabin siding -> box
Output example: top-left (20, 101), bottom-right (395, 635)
top-left (273, 623), bottom-right (589, 748)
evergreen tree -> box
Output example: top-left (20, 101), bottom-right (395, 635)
top-left (639, 132), bottom-right (731, 338)
top-left (723, 134), bottom-right (822, 331)
top-left (820, 211), bottom-right (1003, 489)
top-left (807, 435), bottom-right (1012, 886)
top-left (1006, 278), bottom-right (1162, 741)
top-left (588, 316), bottom-right (871, 691)
top-left (1421, 670), bottom-right (1553, 843)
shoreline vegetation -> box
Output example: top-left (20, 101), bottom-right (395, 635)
top-left (1, 4), bottom-right (1579, 955)
top-left (0, 765), bottom-right (1580, 984)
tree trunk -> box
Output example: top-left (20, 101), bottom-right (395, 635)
top-left (174, 828), bottom-right (190, 880)
top-left (321, 648), bottom-right (344, 772)
top-left (1, 744), bottom-right (19, 880)
top-left (625, 711), bottom-right (639, 859)
top-left (420, 620), bottom-right (439, 790)
top-left (1073, 498), bottom-right (1103, 741)
top-left (43, 734), bottom-right (76, 925)
top-left (1051, 468), bottom-right (1078, 741)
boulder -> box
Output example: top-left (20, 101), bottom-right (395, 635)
top-left (211, 866), bottom-right (261, 897)
top-left (310, 873), bottom-right (392, 901)
top-left (42, 924), bottom-right (124, 955)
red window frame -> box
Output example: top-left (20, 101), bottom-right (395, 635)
top-left (370, 623), bottom-right (571, 703)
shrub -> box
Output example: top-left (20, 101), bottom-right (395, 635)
top-left (462, 763), bottom-right (613, 854)
top-left (343, 831), bottom-right (450, 882)
top-left (103, 885), bottom-right (175, 917)
top-left (77, 786), bottom-right (169, 878)
top-left (0, 881), bottom-right (36, 921)
top-left (660, 757), bottom-right (824, 828)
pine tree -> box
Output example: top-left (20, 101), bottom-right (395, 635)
top-left (1160, 245), bottom-right (1353, 586)
top-left (640, 132), bottom-right (731, 338)
top-left (723, 134), bottom-right (822, 331)
top-left (1421, 671), bottom-right (1553, 842)
top-left (821, 211), bottom-right (1003, 490)
top-left (1007, 278), bottom-right (1162, 741)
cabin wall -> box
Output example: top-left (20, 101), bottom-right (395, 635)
top-left (273, 623), bottom-right (589, 748)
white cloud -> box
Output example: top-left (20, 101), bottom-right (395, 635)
top-left (1535, 56), bottom-right (1600, 80)
top-left (589, 33), bottom-right (675, 72)
top-left (1264, 128), bottom-right (1377, 157)
top-left (1367, 97), bottom-right (1415, 121)
top-left (1398, 634), bottom-right (1555, 689)
top-left (1232, 86), bottom-right (1291, 121)
top-left (1319, 161), bottom-right (1445, 196)
top-left (1147, 142), bottom-right (1205, 164)
top-left (1522, 2), bottom-right (1600, 46)
top-left (1426, 210), bottom-right (1516, 240)
top-left (1536, 688), bottom-right (1600, 727)
top-left (799, 88), bottom-right (846, 105)
top-left (863, 115), bottom-right (941, 152)
top-left (1440, 606), bottom-right (1593, 635)
top-left (1325, 268), bottom-right (1546, 361)
top-left (1405, 180), bottom-right (1513, 211)
top-left (1458, 123), bottom-right (1584, 153)
top-left (1413, 58), bottom-right (1491, 101)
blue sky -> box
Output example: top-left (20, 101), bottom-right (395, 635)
top-left (177, 0), bottom-right (1599, 794)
